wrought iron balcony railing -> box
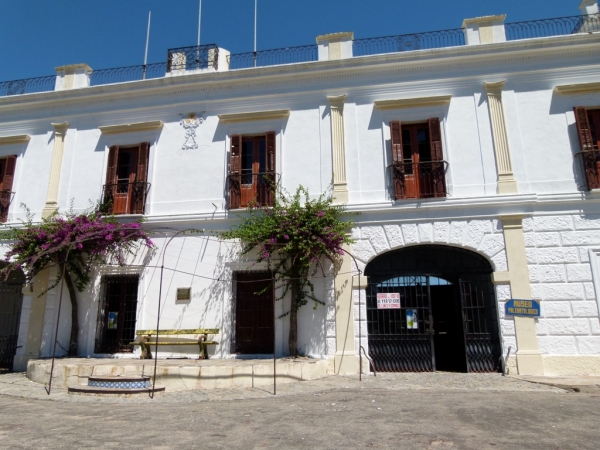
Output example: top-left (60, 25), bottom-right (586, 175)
top-left (353, 28), bottom-right (465, 57)
top-left (227, 172), bottom-right (280, 209)
top-left (0, 75), bottom-right (56, 97)
top-left (166, 44), bottom-right (220, 72)
top-left (506, 14), bottom-right (600, 41)
top-left (0, 190), bottom-right (15, 222)
top-left (227, 44), bottom-right (318, 70)
top-left (389, 161), bottom-right (448, 200)
top-left (90, 62), bottom-right (167, 86)
top-left (101, 182), bottom-right (150, 215)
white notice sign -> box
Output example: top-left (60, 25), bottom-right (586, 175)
top-left (377, 293), bottom-right (401, 309)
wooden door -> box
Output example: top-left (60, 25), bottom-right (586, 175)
top-left (401, 124), bottom-right (434, 199)
top-left (235, 272), bottom-right (274, 354)
top-left (588, 110), bottom-right (600, 177)
top-left (240, 137), bottom-right (267, 207)
top-left (113, 149), bottom-right (138, 214)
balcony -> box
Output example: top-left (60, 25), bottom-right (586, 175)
top-left (390, 161), bottom-right (448, 200)
top-left (227, 173), bottom-right (279, 209)
top-left (101, 182), bottom-right (150, 215)
top-left (0, 190), bottom-right (15, 222)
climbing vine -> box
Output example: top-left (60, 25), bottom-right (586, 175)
top-left (221, 185), bottom-right (354, 356)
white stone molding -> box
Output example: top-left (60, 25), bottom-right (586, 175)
top-left (0, 135), bottom-right (30, 145)
top-left (554, 82), bottom-right (600, 95)
top-left (587, 248), bottom-right (600, 322)
top-left (374, 95), bottom-right (452, 110)
top-left (54, 63), bottom-right (92, 91)
top-left (99, 121), bottom-right (164, 135)
top-left (316, 32), bottom-right (354, 61)
top-left (328, 94), bottom-right (349, 204)
top-left (217, 109), bottom-right (290, 123)
top-left (462, 15), bottom-right (507, 45)
top-left (41, 122), bottom-right (69, 219)
top-left (484, 80), bottom-right (518, 194)
top-left (180, 114), bottom-right (203, 150)
top-left (580, 0), bottom-right (600, 16)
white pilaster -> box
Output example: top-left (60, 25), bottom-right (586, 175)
top-left (41, 122), bottom-right (69, 219)
top-left (327, 94), bottom-right (349, 204)
top-left (462, 15), bottom-right (507, 45)
top-left (54, 64), bottom-right (92, 91)
top-left (484, 81), bottom-right (517, 194)
top-left (316, 32), bottom-right (354, 61)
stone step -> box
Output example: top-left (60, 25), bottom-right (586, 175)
top-left (68, 385), bottom-right (165, 396)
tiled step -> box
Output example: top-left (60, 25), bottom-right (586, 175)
top-left (68, 375), bottom-right (165, 395)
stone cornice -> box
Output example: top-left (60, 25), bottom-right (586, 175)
top-left (1, 33), bottom-right (599, 117)
top-left (554, 81), bottom-right (600, 95)
top-left (462, 15), bottom-right (506, 28)
top-left (99, 120), bottom-right (164, 134)
top-left (374, 95), bottom-right (452, 110)
top-left (217, 109), bottom-right (290, 123)
top-left (0, 134), bottom-right (30, 145)
top-left (316, 32), bottom-right (354, 43)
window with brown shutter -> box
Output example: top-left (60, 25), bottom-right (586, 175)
top-left (0, 155), bottom-right (17, 223)
top-left (228, 132), bottom-right (277, 209)
top-left (102, 143), bottom-right (150, 215)
top-left (390, 119), bottom-right (447, 200)
top-left (574, 107), bottom-right (600, 190)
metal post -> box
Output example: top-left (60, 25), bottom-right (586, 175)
top-left (272, 271), bottom-right (276, 395)
top-left (253, 0), bottom-right (257, 67)
top-left (358, 274), bottom-right (362, 381)
top-left (197, 0), bottom-right (202, 69)
top-left (143, 11), bottom-right (151, 80)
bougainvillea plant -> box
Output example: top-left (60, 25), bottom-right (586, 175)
top-left (0, 208), bottom-right (154, 355)
top-left (221, 185), bottom-right (354, 356)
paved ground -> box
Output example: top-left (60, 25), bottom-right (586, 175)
top-left (1, 372), bottom-right (599, 449)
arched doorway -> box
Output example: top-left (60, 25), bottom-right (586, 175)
top-left (364, 245), bottom-right (502, 373)
top-left (0, 262), bottom-right (25, 371)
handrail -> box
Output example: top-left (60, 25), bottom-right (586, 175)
top-left (360, 346), bottom-right (377, 377)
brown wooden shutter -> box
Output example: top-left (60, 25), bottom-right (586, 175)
top-left (390, 121), bottom-right (405, 199)
top-left (266, 131), bottom-right (276, 173)
top-left (0, 156), bottom-right (17, 222)
top-left (428, 118), bottom-right (447, 197)
top-left (574, 106), bottom-right (600, 190)
top-left (132, 143), bottom-right (150, 214)
top-left (2, 155), bottom-right (17, 193)
top-left (105, 145), bottom-right (119, 185)
top-left (229, 134), bottom-right (242, 209)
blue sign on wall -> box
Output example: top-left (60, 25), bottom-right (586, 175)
top-left (505, 299), bottom-right (541, 317)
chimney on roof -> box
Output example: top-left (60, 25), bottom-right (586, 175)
top-left (580, 0), bottom-right (600, 15)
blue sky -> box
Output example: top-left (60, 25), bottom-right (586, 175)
top-left (0, 0), bottom-right (588, 81)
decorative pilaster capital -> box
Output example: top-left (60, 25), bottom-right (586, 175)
top-left (484, 80), bottom-right (506, 94)
top-left (51, 122), bottom-right (69, 136)
top-left (327, 94), bottom-right (347, 108)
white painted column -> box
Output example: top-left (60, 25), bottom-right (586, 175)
top-left (42, 122), bottom-right (69, 219)
top-left (580, 0), bottom-right (599, 15)
top-left (328, 94), bottom-right (349, 204)
top-left (484, 81), bottom-right (518, 194)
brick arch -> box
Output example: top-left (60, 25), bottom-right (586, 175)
top-left (351, 220), bottom-right (507, 272)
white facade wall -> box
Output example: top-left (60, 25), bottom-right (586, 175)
top-left (2, 14), bottom-right (600, 373)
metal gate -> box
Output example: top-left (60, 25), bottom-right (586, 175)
top-left (364, 245), bottom-right (502, 373)
top-left (0, 282), bottom-right (23, 370)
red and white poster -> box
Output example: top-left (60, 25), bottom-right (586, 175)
top-left (376, 293), bottom-right (401, 309)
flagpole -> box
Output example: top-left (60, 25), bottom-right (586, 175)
top-left (143, 11), bottom-right (151, 79)
top-left (197, 0), bottom-right (202, 69)
top-left (253, 0), bottom-right (257, 67)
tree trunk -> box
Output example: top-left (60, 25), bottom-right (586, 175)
top-left (289, 278), bottom-right (299, 357)
top-left (60, 265), bottom-right (79, 356)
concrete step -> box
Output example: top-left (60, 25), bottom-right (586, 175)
top-left (68, 385), bottom-right (165, 396)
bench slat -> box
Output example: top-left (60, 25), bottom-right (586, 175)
top-left (131, 341), bottom-right (219, 346)
top-left (136, 329), bottom-right (219, 336)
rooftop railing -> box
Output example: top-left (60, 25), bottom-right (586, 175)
top-left (353, 28), bottom-right (465, 57)
top-left (506, 14), bottom-right (600, 41)
top-left (1, 14), bottom-right (599, 98)
top-left (227, 44), bottom-right (318, 70)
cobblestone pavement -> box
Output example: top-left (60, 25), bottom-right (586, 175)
top-left (1, 372), bottom-right (599, 449)
top-left (0, 370), bottom-right (565, 404)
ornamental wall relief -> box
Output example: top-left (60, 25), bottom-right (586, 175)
top-left (179, 113), bottom-right (204, 150)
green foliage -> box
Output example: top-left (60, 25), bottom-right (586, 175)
top-left (222, 185), bottom-right (354, 313)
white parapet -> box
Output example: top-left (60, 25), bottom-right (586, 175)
top-left (54, 63), bottom-right (92, 90)
top-left (580, 0), bottom-right (600, 16)
top-left (316, 32), bottom-right (354, 61)
top-left (462, 15), bottom-right (507, 45)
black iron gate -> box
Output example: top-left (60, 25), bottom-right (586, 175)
top-left (364, 245), bottom-right (502, 373)
top-left (0, 282), bottom-right (23, 370)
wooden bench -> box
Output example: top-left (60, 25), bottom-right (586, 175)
top-left (130, 329), bottom-right (219, 360)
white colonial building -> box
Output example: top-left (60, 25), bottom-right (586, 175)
top-left (1, 1), bottom-right (600, 377)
